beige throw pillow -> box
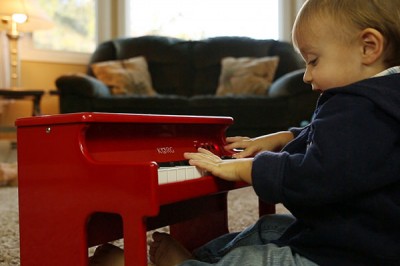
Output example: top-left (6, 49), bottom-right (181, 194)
top-left (91, 56), bottom-right (157, 95)
top-left (216, 56), bottom-right (279, 96)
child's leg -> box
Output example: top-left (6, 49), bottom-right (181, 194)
top-left (186, 242), bottom-right (318, 266)
top-left (148, 218), bottom-right (318, 266)
top-left (193, 214), bottom-right (295, 262)
top-left (149, 214), bottom-right (309, 266)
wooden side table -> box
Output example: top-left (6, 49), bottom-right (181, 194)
top-left (0, 89), bottom-right (45, 116)
top-left (0, 89), bottom-right (45, 163)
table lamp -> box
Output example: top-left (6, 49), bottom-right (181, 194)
top-left (0, 0), bottom-right (53, 88)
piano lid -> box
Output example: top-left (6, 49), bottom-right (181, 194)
top-left (15, 112), bottom-right (234, 127)
top-left (16, 112), bottom-right (234, 164)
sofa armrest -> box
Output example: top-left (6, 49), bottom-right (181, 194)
top-left (55, 74), bottom-right (111, 98)
top-left (268, 69), bottom-right (312, 98)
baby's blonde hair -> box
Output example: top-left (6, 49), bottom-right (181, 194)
top-left (292, 0), bottom-right (400, 67)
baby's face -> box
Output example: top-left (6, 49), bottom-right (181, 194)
top-left (294, 23), bottom-right (368, 92)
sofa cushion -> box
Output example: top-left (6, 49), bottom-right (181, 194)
top-left (91, 56), bottom-right (157, 96)
top-left (88, 36), bottom-right (193, 96)
top-left (216, 56), bottom-right (279, 96)
top-left (87, 36), bottom-right (304, 98)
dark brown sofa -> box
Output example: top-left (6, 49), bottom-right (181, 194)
top-left (55, 35), bottom-right (319, 137)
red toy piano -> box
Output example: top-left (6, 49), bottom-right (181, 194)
top-left (16, 112), bottom-right (274, 265)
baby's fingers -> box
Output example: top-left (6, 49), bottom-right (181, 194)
top-left (196, 147), bottom-right (221, 159)
top-left (184, 148), bottom-right (220, 162)
top-left (186, 159), bottom-right (218, 175)
top-left (226, 136), bottom-right (250, 143)
top-left (224, 137), bottom-right (251, 151)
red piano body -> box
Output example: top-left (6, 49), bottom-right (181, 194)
top-left (16, 112), bottom-right (274, 265)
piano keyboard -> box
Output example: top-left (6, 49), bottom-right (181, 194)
top-left (158, 166), bottom-right (207, 184)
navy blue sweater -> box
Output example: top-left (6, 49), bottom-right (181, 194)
top-left (252, 74), bottom-right (400, 265)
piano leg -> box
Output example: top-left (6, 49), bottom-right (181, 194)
top-left (122, 213), bottom-right (149, 266)
top-left (86, 212), bottom-right (149, 265)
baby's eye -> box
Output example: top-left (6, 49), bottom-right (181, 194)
top-left (307, 58), bottom-right (318, 66)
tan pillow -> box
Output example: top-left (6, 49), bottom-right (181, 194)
top-left (216, 56), bottom-right (279, 96)
top-left (91, 56), bottom-right (157, 95)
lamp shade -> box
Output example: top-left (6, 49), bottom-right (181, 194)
top-left (0, 0), bottom-right (53, 32)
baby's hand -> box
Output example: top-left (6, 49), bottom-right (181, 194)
top-left (184, 148), bottom-right (252, 183)
top-left (224, 136), bottom-right (264, 158)
top-left (224, 132), bottom-right (295, 159)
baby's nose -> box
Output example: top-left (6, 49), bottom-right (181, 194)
top-left (303, 69), bottom-right (312, 84)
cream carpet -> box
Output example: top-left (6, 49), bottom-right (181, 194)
top-left (0, 187), bottom-right (20, 266)
top-left (0, 186), bottom-right (288, 265)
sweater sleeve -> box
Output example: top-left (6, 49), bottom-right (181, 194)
top-left (251, 93), bottom-right (399, 207)
top-left (252, 151), bottom-right (290, 203)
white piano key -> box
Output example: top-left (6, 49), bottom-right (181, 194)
top-left (167, 168), bottom-right (177, 183)
top-left (190, 167), bottom-right (204, 180)
top-left (158, 165), bottom-right (207, 184)
top-left (185, 166), bottom-right (194, 180)
top-left (176, 167), bottom-right (186, 182)
top-left (158, 168), bottom-right (168, 184)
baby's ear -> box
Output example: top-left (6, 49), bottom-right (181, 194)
top-left (360, 28), bottom-right (384, 65)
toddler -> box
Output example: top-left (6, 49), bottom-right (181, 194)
top-left (92, 0), bottom-right (400, 265)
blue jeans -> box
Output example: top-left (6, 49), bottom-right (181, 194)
top-left (180, 214), bottom-right (319, 266)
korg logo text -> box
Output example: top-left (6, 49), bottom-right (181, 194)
top-left (157, 147), bottom-right (175, 154)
